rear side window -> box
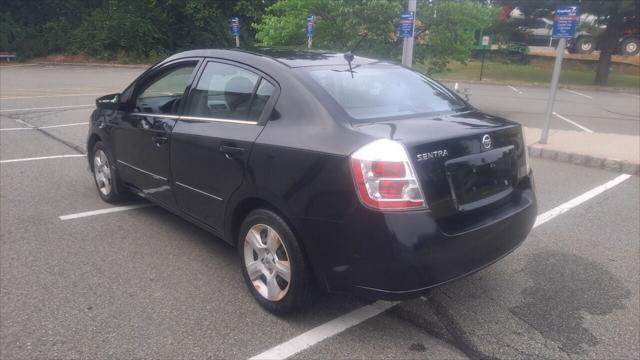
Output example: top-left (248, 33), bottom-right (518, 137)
top-left (306, 65), bottom-right (465, 122)
top-left (134, 64), bottom-right (196, 115)
top-left (185, 62), bottom-right (274, 121)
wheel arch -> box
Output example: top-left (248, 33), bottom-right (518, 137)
top-left (87, 133), bottom-right (102, 170)
top-left (226, 194), bottom-right (327, 290)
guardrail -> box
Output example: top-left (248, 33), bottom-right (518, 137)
top-left (0, 52), bottom-right (17, 62)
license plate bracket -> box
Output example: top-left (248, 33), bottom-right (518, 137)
top-left (445, 146), bottom-right (515, 211)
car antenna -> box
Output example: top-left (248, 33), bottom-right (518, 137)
top-left (343, 31), bottom-right (368, 78)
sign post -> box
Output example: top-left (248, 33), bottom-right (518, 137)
top-left (400, 0), bottom-right (417, 67)
top-left (231, 17), bottom-right (240, 47)
top-left (540, 6), bottom-right (578, 144)
top-left (306, 15), bottom-right (314, 49)
top-left (479, 34), bottom-right (491, 80)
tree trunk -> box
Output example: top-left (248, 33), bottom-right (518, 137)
top-left (594, 11), bottom-right (624, 86)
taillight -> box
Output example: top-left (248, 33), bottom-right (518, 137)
top-left (350, 139), bottom-right (426, 211)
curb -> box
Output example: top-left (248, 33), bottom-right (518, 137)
top-left (438, 78), bottom-right (640, 95)
top-left (527, 145), bottom-right (639, 175)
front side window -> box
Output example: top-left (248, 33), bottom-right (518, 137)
top-left (135, 63), bottom-right (196, 115)
top-left (305, 65), bottom-right (466, 122)
top-left (185, 62), bottom-right (273, 121)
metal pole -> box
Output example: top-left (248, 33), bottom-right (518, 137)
top-left (308, 36), bottom-right (312, 49)
top-left (235, 35), bottom-right (240, 47)
top-left (540, 37), bottom-right (566, 144)
top-left (479, 50), bottom-right (486, 80)
top-left (401, 0), bottom-right (417, 67)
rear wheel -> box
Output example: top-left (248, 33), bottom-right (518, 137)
top-left (620, 38), bottom-right (639, 56)
top-left (91, 141), bottom-right (127, 203)
top-left (238, 209), bottom-right (313, 315)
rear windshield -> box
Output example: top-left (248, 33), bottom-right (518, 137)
top-left (305, 64), bottom-right (466, 121)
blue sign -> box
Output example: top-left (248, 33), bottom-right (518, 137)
top-left (552, 6), bottom-right (578, 38)
top-left (399, 11), bottom-right (415, 38)
top-left (231, 17), bottom-right (240, 36)
top-left (306, 15), bottom-right (314, 37)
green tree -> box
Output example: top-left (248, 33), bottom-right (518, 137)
top-left (254, 0), bottom-right (498, 72)
top-left (255, 0), bottom-right (402, 58)
top-left (416, 0), bottom-right (499, 72)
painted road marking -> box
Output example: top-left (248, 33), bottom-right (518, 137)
top-left (248, 173), bottom-right (632, 360)
top-left (565, 89), bottom-right (593, 99)
top-left (59, 204), bottom-right (154, 221)
top-left (0, 122), bottom-right (88, 131)
top-left (0, 154), bottom-right (85, 164)
top-left (507, 85), bottom-right (523, 94)
top-left (552, 112), bottom-right (595, 133)
top-left (534, 174), bottom-right (631, 228)
top-left (249, 301), bottom-right (398, 360)
top-left (0, 104), bottom-right (93, 113)
top-left (0, 93), bottom-right (104, 100)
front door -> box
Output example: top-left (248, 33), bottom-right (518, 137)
top-left (114, 60), bottom-right (199, 207)
top-left (171, 60), bottom-right (278, 232)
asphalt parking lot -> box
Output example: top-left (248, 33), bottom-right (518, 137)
top-left (1, 64), bottom-right (639, 359)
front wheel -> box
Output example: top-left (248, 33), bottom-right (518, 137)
top-left (238, 209), bottom-right (314, 315)
top-left (573, 37), bottom-right (594, 54)
top-left (91, 141), bottom-right (127, 203)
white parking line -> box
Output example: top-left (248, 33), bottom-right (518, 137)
top-left (534, 174), bottom-right (631, 228)
top-left (552, 112), bottom-right (595, 133)
top-left (248, 173), bottom-right (632, 360)
top-left (0, 93), bottom-right (104, 100)
top-left (507, 85), bottom-right (523, 94)
top-left (565, 89), bottom-right (593, 99)
top-left (0, 154), bottom-right (85, 164)
top-left (250, 301), bottom-right (397, 360)
top-left (59, 204), bottom-right (154, 221)
top-left (0, 122), bottom-right (89, 131)
top-left (0, 104), bottom-right (93, 112)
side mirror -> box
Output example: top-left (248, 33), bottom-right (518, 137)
top-left (96, 93), bottom-right (121, 110)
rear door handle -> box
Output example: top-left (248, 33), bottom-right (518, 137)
top-left (220, 144), bottom-right (245, 159)
top-left (152, 135), bottom-right (169, 146)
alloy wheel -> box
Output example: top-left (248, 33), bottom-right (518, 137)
top-left (243, 224), bottom-right (291, 301)
top-left (626, 42), bottom-right (637, 54)
top-left (93, 149), bottom-right (112, 196)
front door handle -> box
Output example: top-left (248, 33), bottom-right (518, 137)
top-left (152, 135), bottom-right (169, 146)
top-left (220, 144), bottom-right (245, 159)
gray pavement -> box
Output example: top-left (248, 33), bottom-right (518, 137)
top-left (1, 64), bottom-right (639, 359)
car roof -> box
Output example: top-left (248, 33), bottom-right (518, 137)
top-left (166, 48), bottom-right (382, 68)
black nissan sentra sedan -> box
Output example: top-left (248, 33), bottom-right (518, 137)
top-left (87, 49), bottom-right (537, 314)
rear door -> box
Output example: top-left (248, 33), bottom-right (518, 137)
top-left (171, 60), bottom-right (278, 231)
top-left (114, 59), bottom-right (200, 207)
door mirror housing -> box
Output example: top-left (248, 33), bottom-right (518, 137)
top-left (96, 93), bottom-right (121, 110)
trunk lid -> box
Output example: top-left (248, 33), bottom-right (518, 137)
top-left (353, 111), bottom-right (528, 218)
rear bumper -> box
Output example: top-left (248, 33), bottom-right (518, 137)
top-left (297, 176), bottom-right (537, 300)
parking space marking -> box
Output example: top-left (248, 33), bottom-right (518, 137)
top-left (507, 85), bottom-right (523, 94)
top-left (0, 104), bottom-right (93, 113)
top-left (0, 154), bottom-right (86, 164)
top-left (564, 89), bottom-right (593, 99)
top-left (534, 174), bottom-right (631, 228)
top-left (249, 301), bottom-right (397, 360)
top-left (552, 112), bottom-right (595, 133)
top-left (1, 122), bottom-right (89, 131)
top-left (59, 204), bottom-right (154, 221)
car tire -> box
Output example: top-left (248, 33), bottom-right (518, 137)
top-left (574, 37), bottom-right (594, 54)
top-left (620, 38), bottom-right (640, 56)
top-left (91, 141), bottom-right (128, 203)
top-left (238, 209), bottom-right (314, 315)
